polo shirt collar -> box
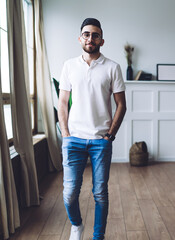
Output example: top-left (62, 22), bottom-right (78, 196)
top-left (79, 53), bottom-right (105, 64)
top-left (93, 54), bottom-right (105, 64)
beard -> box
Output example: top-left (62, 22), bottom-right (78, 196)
top-left (83, 42), bottom-right (101, 54)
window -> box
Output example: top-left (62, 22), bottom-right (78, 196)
top-left (23, 0), bottom-right (37, 133)
top-left (0, 0), bottom-right (37, 143)
top-left (0, 0), bottom-right (13, 140)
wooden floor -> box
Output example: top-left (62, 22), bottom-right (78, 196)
top-left (9, 162), bottom-right (175, 240)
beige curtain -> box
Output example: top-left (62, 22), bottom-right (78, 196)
top-left (34, 0), bottom-right (62, 171)
top-left (6, 0), bottom-right (39, 207)
top-left (0, 77), bottom-right (20, 239)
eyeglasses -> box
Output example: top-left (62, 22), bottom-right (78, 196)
top-left (81, 32), bottom-right (101, 40)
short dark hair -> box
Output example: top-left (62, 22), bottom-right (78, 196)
top-left (80, 18), bottom-right (103, 36)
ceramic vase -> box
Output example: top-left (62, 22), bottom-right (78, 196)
top-left (126, 65), bottom-right (133, 80)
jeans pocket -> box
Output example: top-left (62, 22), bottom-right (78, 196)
top-left (102, 138), bottom-right (110, 142)
top-left (102, 138), bottom-right (112, 144)
top-left (62, 136), bottom-right (79, 150)
top-left (62, 136), bottom-right (72, 148)
top-left (62, 136), bottom-right (73, 141)
top-left (63, 136), bottom-right (72, 139)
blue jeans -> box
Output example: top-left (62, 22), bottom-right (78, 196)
top-left (62, 136), bottom-right (112, 240)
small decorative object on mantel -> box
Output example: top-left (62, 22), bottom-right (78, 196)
top-left (135, 71), bottom-right (152, 81)
top-left (129, 141), bottom-right (149, 166)
top-left (135, 70), bottom-right (142, 80)
top-left (124, 43), bottom-right (134, 80)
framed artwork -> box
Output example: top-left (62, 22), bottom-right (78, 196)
top-left (157, 64), bottom-right (175, 81)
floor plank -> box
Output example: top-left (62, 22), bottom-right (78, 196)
top-left (121, 191), bottom-right (146, 231)
top-left (158, 206), bottom-right (175, 240)
top-left (130, 172), bottom-right (152, 200)
top-left (82, 207), bottom-right (94, 240)
top-left (108, 184), bottom-right (123, 219)
top-left (40, 191), bottom-right (67, 236)
top-left (160, 163), bottom-right (175, 183)
top-left (108, 164), bottom-right (123, 219)
top-left (105, 218), bottom-right (127, 240)
top-left (139, 166), bottom-right (172, 207)
top-left (117, 163), bottom-right (135, 192)
top-left (38, 235), bottom-right (60, 240)
top-left (59, 218), bottom-right (71, 240)
top-left (127, 231), bottom-right (149, 240)
top-left (139, 199), bottom-right (171, 240)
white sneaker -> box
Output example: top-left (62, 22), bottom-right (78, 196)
top-left (69, 223), bottom-right (84, 240)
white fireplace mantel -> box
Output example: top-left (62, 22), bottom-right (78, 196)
top-left (112, 81), bottom-right (175, 162)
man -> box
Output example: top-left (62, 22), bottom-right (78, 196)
top-left (58, 18), bottom-right (126, 240)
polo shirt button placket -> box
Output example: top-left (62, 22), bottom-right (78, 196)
top-left (87, 68), bottom-right (91, 82)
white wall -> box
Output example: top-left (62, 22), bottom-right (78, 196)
top-left (42, 0), bottom-right (175, 81)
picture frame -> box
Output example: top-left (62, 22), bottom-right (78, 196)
top-left (157, 64), bottom-right (175, 81)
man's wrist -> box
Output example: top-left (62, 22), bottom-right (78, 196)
top-left (104, 133), bottom-right (115, 141)
top-left (62, 132), bottom-right (70, 138)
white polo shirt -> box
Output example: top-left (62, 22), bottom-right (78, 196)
top-left (59, 54), bottom-right (125, 139)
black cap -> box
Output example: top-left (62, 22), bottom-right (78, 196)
top-left (80, 18), bottom-right (102, 32)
